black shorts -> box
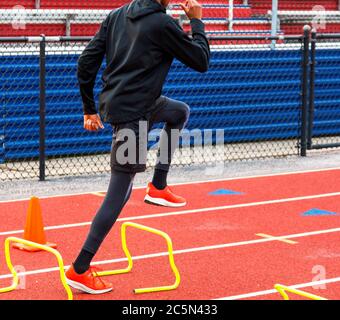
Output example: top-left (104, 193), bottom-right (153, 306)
top-left (110, 96), bottom-right (168, 173)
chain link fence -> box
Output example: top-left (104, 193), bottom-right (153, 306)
top-left (1, 34), bottom-right (306, 181)
top-left (1, 1), bottom-right (340, 181)
top-left (0, 40), bottom-right (41, 180)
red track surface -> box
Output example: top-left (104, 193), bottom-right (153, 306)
top-left (1, 168), bottom-right (340, 300)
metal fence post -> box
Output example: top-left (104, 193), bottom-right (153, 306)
top-left (307, 29), bottom-right (316, 150)
top-left (271, 0), bottom-right (278, 49)
top-left (228, 0), bottom-right (234, 31)
top-left (65, 14), bottom-right (76, 36)
top-left (300, 25), bottom-right (311, 157)
top-left (39, 35), bottom-right (46, 181)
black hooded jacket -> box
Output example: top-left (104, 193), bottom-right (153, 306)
top-left (78, 0), bottom-right (210, 124)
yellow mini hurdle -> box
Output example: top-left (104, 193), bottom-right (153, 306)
top-left (96, 221), bottom-right (181, 294)
top-left (1, 223), bottom-right (180, 298)
top-left (275, 284), bottom-right (327, 300)
top-left (0, 237), bottom-right (73, 300)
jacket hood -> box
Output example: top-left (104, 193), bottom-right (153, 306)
top-left (126, 0), bottom-right (166, 20)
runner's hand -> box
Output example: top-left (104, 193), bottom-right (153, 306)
top-left (180, 0), bottom-right (202, 20)
top-left (84, 114), bottom-right (104, 131)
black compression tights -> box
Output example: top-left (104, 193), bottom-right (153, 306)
top-left (73, 170), bottom-right (134, 274)
top-left (73, 97), bottom-right (190, 274)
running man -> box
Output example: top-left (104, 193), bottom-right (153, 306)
top-left (66, 0), bottom-right (210, 294)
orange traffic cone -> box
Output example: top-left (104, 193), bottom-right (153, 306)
top-left (12, 196), bottom-right (57, 252)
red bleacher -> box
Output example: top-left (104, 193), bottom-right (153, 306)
top-left (0, 0), bottom-right (129, 9)
top-left (169, 6), bottom-right (252, 19)
top-left (0, 23), bottom-right (65, 36)
top-left (0, 0), bottom-right (340, 38)
top-left (1, 0), bottom-right (35, 8)
top-left (1, 0), bottom-right (245, 8)
top-left (283, 22), bottom-right (340, 34)
top-left (250, 0), bottom-right (338, 15)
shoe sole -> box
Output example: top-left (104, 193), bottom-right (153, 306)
top-left (144, 194), bottom-right (186, 207)
top-left (66, 278), bottom-right (113, 295)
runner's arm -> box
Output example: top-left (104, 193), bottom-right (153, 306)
top-left (77, 16), bottom-right (109, 115)
top-left (161, 17), bottom-right (210, 73)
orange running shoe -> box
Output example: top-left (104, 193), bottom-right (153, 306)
top-left (144, 182), bottom-right (186, 207)
top-left (65, 265), bottom-right (113, 294)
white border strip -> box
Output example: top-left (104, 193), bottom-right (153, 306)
top-left (1, 166), bottom-right (340, 204)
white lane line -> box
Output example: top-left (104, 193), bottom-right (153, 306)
top-left (255, 233), bottom-right (298, 244)
top-left (215, 277), bottom-right (340, 300)
top-left (0, 225), bottom-right (340, 281)
top-left (1, 166), bottom-right (340, 203)
top-left (1, 191), bottom-right (340, 236)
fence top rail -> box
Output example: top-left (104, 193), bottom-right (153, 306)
top-left (0, 35), bottom-right (303, 43)
top-left (316, 33), bottom-right (340, 40)
top-left (0, 36), bottom-right (92, 42)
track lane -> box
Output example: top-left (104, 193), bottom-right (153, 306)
top-left (1, 232), bottom-right (340, 300)
top-left (1, 169), bottom-right (340, 300)
top-left (0, 194), bottom-right (339, 274)
top-left (0, 169), bottom-right (339, 232)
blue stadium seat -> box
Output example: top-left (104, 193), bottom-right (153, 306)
top-left (1, 48), bottom-right (340, 162)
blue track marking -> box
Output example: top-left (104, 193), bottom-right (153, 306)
top-left (209, 189), bottom-right (244, 196)
top-left (302, 208), bottom-right (339, 216)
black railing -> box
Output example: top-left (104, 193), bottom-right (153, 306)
top-left (306, 31), bottom-right (340, 150)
